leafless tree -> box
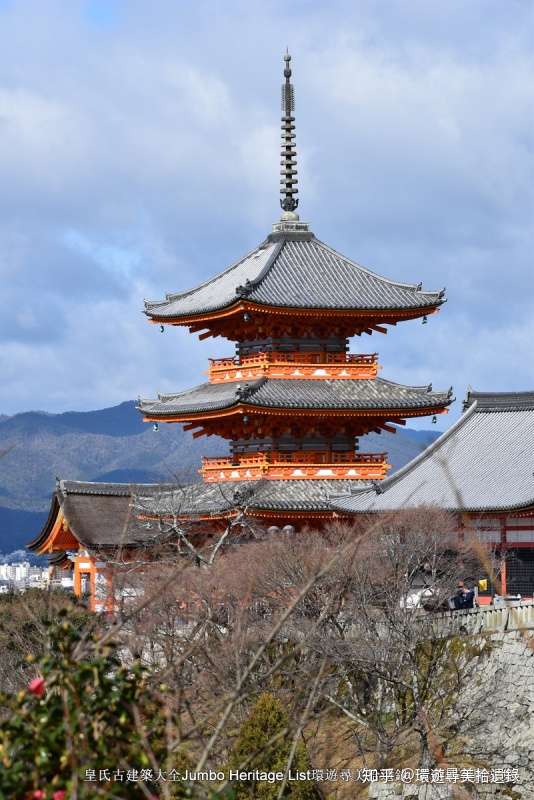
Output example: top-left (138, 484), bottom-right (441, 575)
top-left (311, 509), bottom-right (497, 774)
top-left (15, 503), bottom-right (511, 798)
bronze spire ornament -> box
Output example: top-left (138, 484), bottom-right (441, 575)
top-left (280, 50), bottom-right (299, 213)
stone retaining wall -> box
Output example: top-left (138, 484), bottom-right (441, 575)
top-left (368, 626), bottom-right (534, 799)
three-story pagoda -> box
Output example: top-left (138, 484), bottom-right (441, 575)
top-left (138, 53), bottom-right (452, 524)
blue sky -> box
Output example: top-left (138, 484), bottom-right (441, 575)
top-left (1, 0), bottom-right (534, 430)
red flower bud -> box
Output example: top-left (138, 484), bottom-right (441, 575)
top-left (32, 791), bottom-right (46, 799)
top-left (53, 791), bottom-right (67, 800)
top-left (28, 677), bottom-right (45, 697)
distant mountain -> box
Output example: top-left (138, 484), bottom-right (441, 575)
top-left (0, 401), bottom-right (440, 555)
top-left (0, 508), bottom-right (49, 555)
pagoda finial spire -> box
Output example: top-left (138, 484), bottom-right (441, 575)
top-left (280, 50), bottom-right (299, 215)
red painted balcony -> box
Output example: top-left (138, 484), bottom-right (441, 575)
top-left (208, 352), bottom-right (379, 383)
top-left (200, 450), bottom-right (390, 482)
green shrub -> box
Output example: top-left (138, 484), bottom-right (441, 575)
top-left (227, 693), bottom-right (318, 799)
top-left (0, 609), bottom-right (178, 799)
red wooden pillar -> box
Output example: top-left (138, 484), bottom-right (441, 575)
top-left (500, 515), bottom-right (507, 595)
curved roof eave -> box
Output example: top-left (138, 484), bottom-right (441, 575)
top-left (144, 234), bottom-right (445, 320)
top-left (27, 492), bottom-right (61, 552)
top-left (137, 377), bottom-right (453, 418)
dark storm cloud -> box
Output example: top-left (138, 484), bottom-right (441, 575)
top-left (1, 0), bottom-right (534, 423)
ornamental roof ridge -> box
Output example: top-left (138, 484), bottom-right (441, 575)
top-left (465, 389), bottom-right (534, 412)
top-left (59, 479), bottom-right (171, 496)
top-left (234, 240), bottom-right (285, 297)
top-left (375, 376), bottom-right (453, 397)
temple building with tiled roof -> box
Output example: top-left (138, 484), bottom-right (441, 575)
top-left (332, 390), bottom-right (534, 596)
top-left (28, 52), bottom-right (453, 608)
top-left (26, 481), bottom-right (171, 611)
top-left (139, 51), bottom-right (451, 504)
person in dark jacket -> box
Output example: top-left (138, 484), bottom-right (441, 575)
top-left (452, 582), bottom-right (466, 609)
top-left (452, 581), bottom-right (476, 610)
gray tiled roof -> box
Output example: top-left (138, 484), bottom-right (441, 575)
top-left (27, 481), bottom-right (176, 551)
top-left (135, 479), bottom-right (363, 516)
top-left (144, 234), bottom-right (444, 318)
top-left (139, 377), bottom-right (452, 417)
top-left (331, 391), bottom-right (534, 514)
top-left (28, 478), bottom-right (365, 551)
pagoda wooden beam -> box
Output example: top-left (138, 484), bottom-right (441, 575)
top-left (370, 324), bottom-right (388, 334)
top-left (375, 422), bottom-right (398, 434)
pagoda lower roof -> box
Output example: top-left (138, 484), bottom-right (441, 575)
top-left (331, 390), bottom-right (534, 514)
top-left (139, 377), bottom-right (452, 418)
top-left (144, 231), bottom-right (444, 321)
top-left (136, 478), bottom-right (362, 518)
top-left (27, 478), bottom-right (364, 552)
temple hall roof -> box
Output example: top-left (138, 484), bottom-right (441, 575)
top-left (331, 390), bottom-right (534, 514)
top-left (27, 481), bottom-right (175, 552)
top-left (144, 234), bottom-right (445, 320)
top-left (139, 377), bottom-right (453, 418)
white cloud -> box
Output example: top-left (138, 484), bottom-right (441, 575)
top-left (0, 0), bottom-right (534, 419)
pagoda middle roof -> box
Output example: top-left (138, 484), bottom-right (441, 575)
top-left (139, 377), bottom-right (452, 417)
top-left (144, 232), bottom-right (445, 320)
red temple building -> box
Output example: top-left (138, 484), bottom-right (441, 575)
top-left (137, 52), bottom-right (451, 523)
top-left (28, 53), bottom-right (453, 605)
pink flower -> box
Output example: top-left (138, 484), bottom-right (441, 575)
top-left (53, 792), bottom-right (67, 800)
top-left (28, 677), bottom-right (45, 698)
top-left (31, 791), bottom-right (45, 799)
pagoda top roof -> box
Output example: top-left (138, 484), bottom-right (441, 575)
top-left (144, 230), bottom-right (445, 321)
top-left (139, 376), bottom-right (453, 418)
top-left (331, 390), bottom-right (534, 514)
